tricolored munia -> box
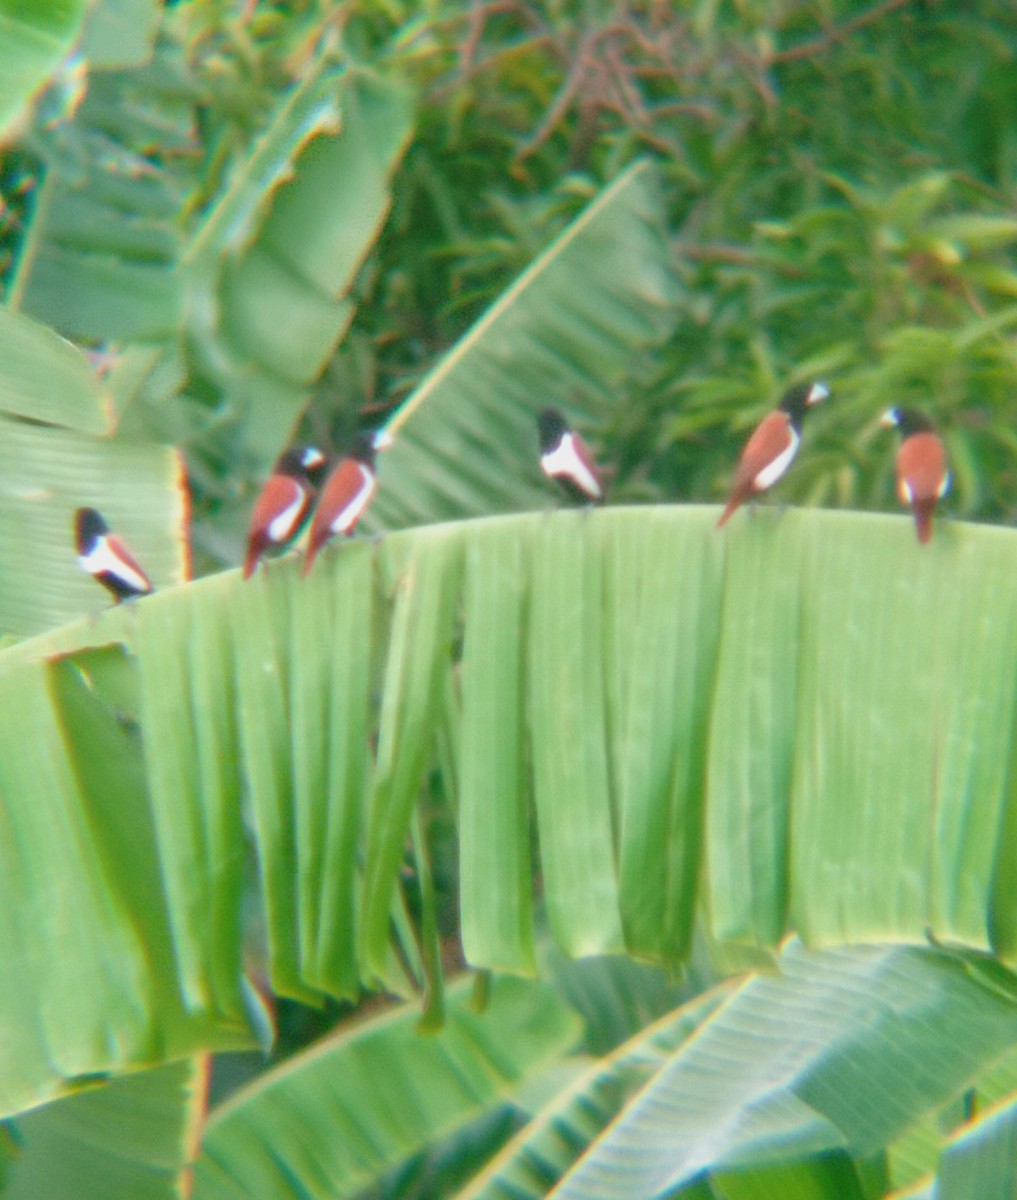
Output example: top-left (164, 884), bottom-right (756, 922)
top-left (243, 444), bottom-right (327, 579)
top-left (537, 407), bottom-right (604, 503)
top-left (880, 406), bottom-right (950, 544)
top-left (717, 381), bottom-right (829, 528)
top-left (75, 507), bottom-right (154, 602)
top-left (302, 432), bottom-right (379, 575)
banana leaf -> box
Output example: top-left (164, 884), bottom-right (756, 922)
top-left (0, 508), bottom-right (1016, 1115)
top-left (554, 941), bottom-right (1017, 1199)
top-left (365, 158), bottom-right (681, 531)
top-left (192, 976), bottom-right (580, 1200)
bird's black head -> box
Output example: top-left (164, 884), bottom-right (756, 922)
top-left (881, 406), bottom-right (935, 438)
top-left (75, 507), bottom-right (108, 553)
top-left (277, 445), bottom-right (328, 486)
top-left (779, 381), bottom-right (829, 429)
top-left (537, 407), bottom-right (568, 453)
top-left (349, 432), bottom-right (378, 467)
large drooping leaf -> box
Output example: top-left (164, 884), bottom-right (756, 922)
top-left (0, 0), bottom-right (88, 141)
top-left (3, 1058), bottom-right (206, 1200)
top-left (365, 158), bottom-right (681, 531)
top-left (192, 976), bottom-right (581, 1200)
top-left (0, 506), bottom-right (1017, 1117)
top-left (553, 941), bottom-right (1017, 1199)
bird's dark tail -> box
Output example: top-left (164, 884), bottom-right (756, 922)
top-left (913, 499), bottom-right (936, 544)
top-left (242, 539), bottom-right (262, 580)
top-left (302, 529), bottom-right (324, 576)
top-left (717, 484), bottom-right (751, 529)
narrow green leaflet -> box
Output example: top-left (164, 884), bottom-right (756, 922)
top-left (605, 507), bottom-right (723, 961)
top-left (183, 51), bottom-right (346, 269)
top-left (708, 1156), bottom-right (873, 1199)
top-left (366, 159), bottom-right (681, 530)
top-left (706, 512), bottom-right (802, 947)
top-left (459, 523), bottom-right (535, 973)
top-left (528, 515), bottom-right (622, 957)
top-left (554, 942), bottom-right (1017, 1199)
top-left (0, 0), bottom-right (87, 140)
top-left (3, 1058), bottom-right (207, 1200)
top-left (192, 976), bottom-right (582, 1200)
top-left (135, 582), bottom-right (248, 1021)
top-left (361, 529), bottom-right (465, 987)
top-left (232, 548), bottom-right (376, 1002)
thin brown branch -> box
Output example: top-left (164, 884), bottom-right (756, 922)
top-left (513, 44), bottom-right (591, 162)
top-left (769, 0), bottom-right (917, 65)
top-left (428, 33), bottom-right (558, 103)
top-left (644, 100), bottom-right (720, 124)
top-left (675, 242), bottom-right (808, 278)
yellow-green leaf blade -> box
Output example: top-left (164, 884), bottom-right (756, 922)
top-left (193, 976), bottom-right (581, 1200)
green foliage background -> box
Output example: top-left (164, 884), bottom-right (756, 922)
top-left (9, 0), bottom-right (1017, 571)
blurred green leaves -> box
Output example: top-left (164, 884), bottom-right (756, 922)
top-left (0, 0), bottom-right (88, 142)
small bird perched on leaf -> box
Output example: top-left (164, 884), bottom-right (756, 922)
top-left (537, 407), bottom-right (604, 504)
top-left (75, 507), bottom-right (154, 602)
top-left (881, 406), bottom-right (950, 544)
top-left (717, 381), bottom-right (829, 528)
top-left (303, 432), bottom-right (380, 575)
top-left (243, 444), bottom-right (328, 579)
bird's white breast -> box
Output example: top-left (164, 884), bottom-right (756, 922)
top-left (330, 464), bottom-right (376, 533)
top-left (540, 433), bottom-right (602, 498)
top-left (752, 428), bottom-right (799, 491)
top-left (79, 538), bottom-right (149, 592)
